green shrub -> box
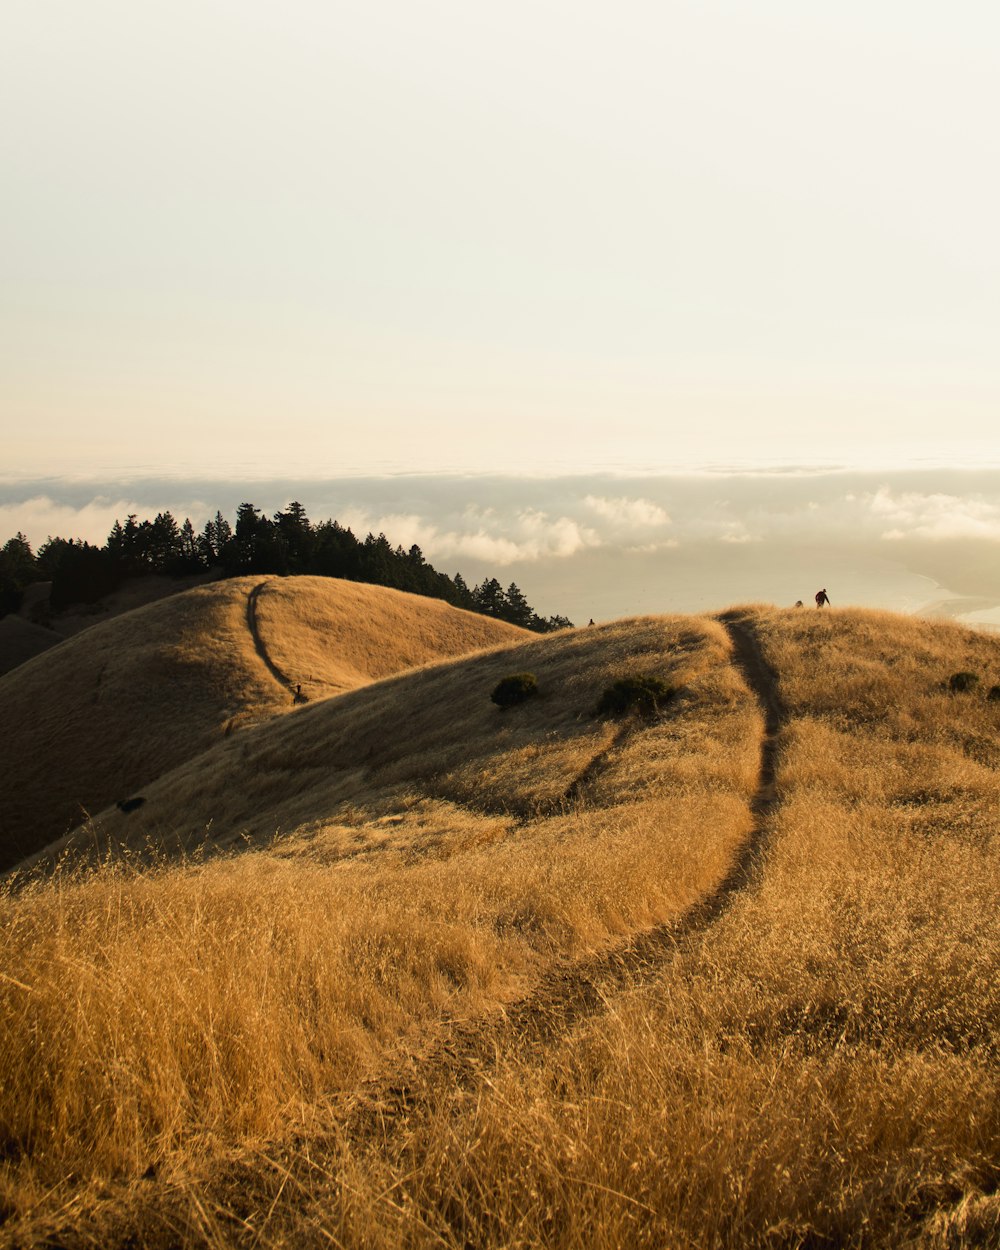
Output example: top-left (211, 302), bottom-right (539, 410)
top-left (988, 685), bottom-right (1000, 702)
top-left (948, 671), bottom-right (980, 693)
top-left (491, 672), bottom-right (538, 708)
top-left (596, 674), bottom-right (674, 717)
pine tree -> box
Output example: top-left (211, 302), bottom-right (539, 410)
top-left (235, 503), bottom-right (262, 571)
top-left (274, 501), bottom-right (312, 571)
top-left (451, 572), bottom-right (474, 609)
top-left (0, 533), bottom-right (37, 615)
top-left (503, 582), bottom-right (534, 628)
top-left (150, 511), bottom-right (180, 571)
top-left (473, 577), bottom-right (506, 619)
top-left (178, 518), bottom-right (202, 569)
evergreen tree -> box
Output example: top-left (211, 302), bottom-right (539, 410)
top-left (473, 577), bottom-right (507, 619)
top-left (502, 582), bottom-right (534, 628)
top-left (273, 501), bottom-right (313, 571)
top-left (36, 536), bottom-right (69, 579)
top-left (106, 514), bottom-right (144, 574)
top-left (149, 511), bottom-right (181, 571)
top-left (234, 503), bottom-right (263, 572)
top-left (48, 540), bottom-right (120, 610)
top-left (450, 572), bottom-right (474, 609)
top-left (198, 511), bottom-right (232, 564)
top-left (361, 533), bottom-right (396, 586)
top-left (175, 518), bottom-right (205, 572)
top-left (313, 519), bottom-right (360, 579)
top-left (0, 533), bottom-right (37, 616)
top-left (106, 519), bottom-right (126, 559)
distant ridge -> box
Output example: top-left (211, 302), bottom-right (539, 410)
top-left (0, 576), bottom-right (527, 870)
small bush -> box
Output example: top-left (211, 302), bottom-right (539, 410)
top-left (948, 671), bottom-right (980, 694)
top-left (491, 672), bottom-right (538, 708)
top-left (596, 674), bottom-right (674, 717)
top-left (988, 685), bottom-right (1000, 702)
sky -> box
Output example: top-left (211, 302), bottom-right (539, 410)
top-left (3, 1), bottom-right (999, 477)
top-left (3, 4), bottom-right (999, 629)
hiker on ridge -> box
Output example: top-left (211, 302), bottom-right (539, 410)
top-left (815, 588), bottom-right (830, 608)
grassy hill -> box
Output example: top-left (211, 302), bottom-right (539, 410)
top-left (1, 605), bottom-right (999, 1248)
top-left (0, 576), bottom-right (526, 870)
top-left (56, 612), bottom-right (752, 866)
top-left (0, 573), bottom-right (223, 678)
top-left (0, 614), bottom-right (61, 676)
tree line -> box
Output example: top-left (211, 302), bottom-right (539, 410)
top-left (0, 502), bottom-right (573, 632)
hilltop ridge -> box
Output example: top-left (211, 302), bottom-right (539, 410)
top-left (0, 576), bottom-right (526, 869)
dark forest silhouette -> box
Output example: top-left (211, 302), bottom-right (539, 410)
top-left (0, 503), bottom-right (573, 633)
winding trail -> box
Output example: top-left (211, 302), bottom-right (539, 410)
top-left (424, 719), bottom-right (640, 826)
top-left (718, 610), bottom-right (783, 818)
top-left (68, 613), bottom-right (790, 1242)
top-left (246, 580), bottom-right (297, 695)
top-left (345, 611), bottom-right (787, 1133)
top-left (561, 720), bottom-right (635, 808)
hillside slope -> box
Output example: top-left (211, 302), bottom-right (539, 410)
top-left (0, 614), bottom-right (61, 676)
top-left (0, 574), bottom-right (221, 679)
top-left (2, 608), bottom-right (999, 1249)
top-left (0, 576), bottom-right (526, 869)
top-left (64, 615), bottom-right (755, 866)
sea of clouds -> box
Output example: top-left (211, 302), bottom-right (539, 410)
top-left (2, 469), bottom-right (999, 627)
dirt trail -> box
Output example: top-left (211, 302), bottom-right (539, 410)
top-left (345, 611), bottom-right (786, 1132)
top-left (246, 581), bottom-right (297, 695)
top-left (425, 720), bottom-right (639, 826)
top-left (712, 610), bottom-right (783, 859)
top-left (562, 720), bottom-right (635, 807)
top-left (49, 613), bottom-right (788, 1243)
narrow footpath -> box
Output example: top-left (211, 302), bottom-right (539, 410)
top-left (246, 580), bottom-right (298, 695)
top-left (345, 610), bottom-right (788, 1135)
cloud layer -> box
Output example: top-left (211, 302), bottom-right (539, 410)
top-left (5, 474), bottom-right (1000, 565)
top-left (3, 471), bottom-right (1000, 625)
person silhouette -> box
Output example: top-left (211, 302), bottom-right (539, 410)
top-left (815, 588), bottom-right (830, 607)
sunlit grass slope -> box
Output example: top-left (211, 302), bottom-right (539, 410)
top-left (67, 615), bottom-right (752, 862)
top-left (251, 574), bottom-right (529, 700)
top-left (0, 616), bottom-right (759, 1227)
top-left (0, 576), bottom-right (525, 870)
top-left (339, 608), bottom-right (1000, 1250)
top-left (2, 607), bottom-right (998, 1248)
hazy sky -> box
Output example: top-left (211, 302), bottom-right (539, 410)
top-left (3, 1), bottom-right (999, 477)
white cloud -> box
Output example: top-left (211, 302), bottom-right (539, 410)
top-left (583, 495), bottom-right (672, 530)
top-left (625, 539), bottom-right (680, 554)
top-left (869, 488), bottom-right (1000, 541)
top-left (0, 496), bottom-right (212, 550)
top-left (336, 506), bottom-right (601, 566)
top-left (682, 514), bottom-right (760, 544)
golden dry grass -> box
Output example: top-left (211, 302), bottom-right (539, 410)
top-left (0, 613), bottom-right (758, 1239)
top-left (0, 577), bottom-right (526, 869)
top-left (252, 575), bottom-right (527, 700)
top-left (312, 608), bottom-right (998, 1250)
top-left (68, 615), bottom-right (748, 860)
top-left (1, 605), bottom-right (998, 1248)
